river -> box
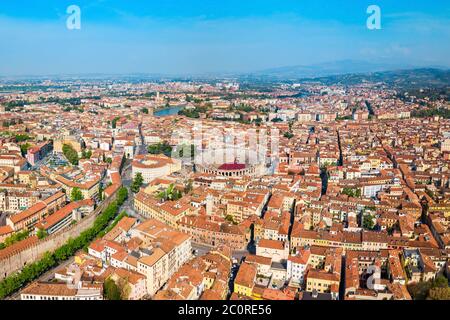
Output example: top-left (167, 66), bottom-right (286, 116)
top-left (153, 106), bottom-right (183, 117)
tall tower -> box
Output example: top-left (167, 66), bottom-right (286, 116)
top-left (206, 194), bottom-right (214, 216)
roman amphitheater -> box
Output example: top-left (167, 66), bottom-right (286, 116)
top-left (195, 146), bottom-right (267, 177)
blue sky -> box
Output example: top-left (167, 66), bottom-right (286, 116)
top-left (0, 0), bottom-right (449, 75)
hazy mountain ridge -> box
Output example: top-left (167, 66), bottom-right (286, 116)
top-left (249, 60), bottom-right (419, 79)
top-left (1, 60), bottom-right (449, 89)
top-left (297, 68), bottom-right (450, 89)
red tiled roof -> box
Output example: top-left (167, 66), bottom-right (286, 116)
top-left (9, 201), bottom-right (47, 224)
top-left (36, 199), bottom-right (94, 231)
top-left (218, 163), bottom-right (246, 171)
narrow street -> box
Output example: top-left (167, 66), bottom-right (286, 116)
top-left (320, 168), bottom-right (328, 196)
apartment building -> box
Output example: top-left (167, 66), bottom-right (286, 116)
top-left (234, 262), bottom-right (257, 297)
top-left (134, 190), bottom-right (191, 228)
top-left (6, 191), bottom-right (66, 231)
top-left (35, 199), bottom-right (95, 235)
top-left (178, 215), bottom-right (246, 250)
top-left (131, 219), bottom-right (192, 297)
top-left (20, 282), bottom-right (102, 300)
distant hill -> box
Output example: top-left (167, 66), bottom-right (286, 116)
top-left (248, 60), bottom-right (419, 79)
top-left (298, 68), bottom-right (450, 89)
top-left (244, 60), bottom-right (450, 86)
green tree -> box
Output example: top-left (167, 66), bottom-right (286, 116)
top-left (14, 133), bottom-right (31, 142)
top-left (157, 184), bottom-right (182, 201)
top-left (408, 275), bottom-right (449, 300)
top-left (81, 149), bottom-right (92, 159)
top-left (36, 229), bottom-right (48, 240)
top-left (225, 215), bottom-right (237, 225)
top-left (98, 184), bottom-right (104, 201)
top-left (104, 278), bottom-right (122, 300)
top-left (116, 187), bottom-right (129, 205)
top-left (432, 275), bottom-right (449, 288)
top-left (141, 107), bottom-right (149, 114)
top-left (283, 132), bottom-right (294, 139)
top-left (411, 108), bottom-right (450, 119)
top-left (363, 214), bottom-right (376, 230)
top-left (98, 211), bottom-right (128, 238)
top-left (20, 143), bottom-right (31, 157)
top-left (408, 281), bottom-right (430, 300)
top-left (147, 142), bottom-right (172, 157)
top-left (131, 173), bottom-right (144, 193)
top-left (1, 230), bottom-right (29, 248)
top-left (71, 187), bottom-right (84, 202)
top-left (118, 278), bottom-right (131, 300)
top-left (342, 187), bottom-right (361, 198)
top-left (111, 116), bottom-right (120, 129)
top-left (62, 144), bottom-right (79, 165)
